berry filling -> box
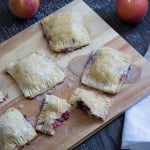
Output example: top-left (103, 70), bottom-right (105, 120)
top-left (120, 66), bottom-right (131, 81)
top-left (63, 47), bottom-right (74, 53)
top-left (77, 100), bottom-right (90, 112)
top-left (3, 93), bottom-right (9, 100)
top-left (52, 111), bottom-right (69, 129)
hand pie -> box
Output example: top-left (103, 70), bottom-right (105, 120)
top-left (0, 108), bottom-right (37, 150)
top-left (81, 47), bottom-right (131, 94)
top-left (69, 88), bottom-right (113, 119)
top-left (41, 11), bottom-right (90, 52)
top-left (6, 53), bottom-right (65, 98)
top-left (36, 95), bottom-right (71, 135)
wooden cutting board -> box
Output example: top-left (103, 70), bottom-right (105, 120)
top-left (0, 0), bottom-right (150, 149)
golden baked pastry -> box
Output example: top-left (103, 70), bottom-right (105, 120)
top-left (0, 108), bottom-right (37, 150)
top-left (81, 47), bottom-right (131, 94)
top-left (36, 95), bottom-right (71, 135)
top-left (6, 53), bottom-right (65, 98)
top-left (41, 11), bottom-right (90, 52)
top-left (69, 88), bottom-right (113, 119)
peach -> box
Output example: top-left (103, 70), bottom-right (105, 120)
top-left (9, 0), bottom-right (40, 19)
top-left (116, 0), bottom-right (148, 23)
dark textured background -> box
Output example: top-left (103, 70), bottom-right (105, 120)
top-left (0, 0), bottom-right (150, 150)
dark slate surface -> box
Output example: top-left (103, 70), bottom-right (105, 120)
top-left (0, 0), bottom-right (150, 150)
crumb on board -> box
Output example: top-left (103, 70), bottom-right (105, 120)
top-left (61, 127), bottom-right (71, 134)
top-left (69, 76), bottom-right (75, 81)
top-left (18, 104), bottom-right (24, 109)
top-left (67, 82), bottom-right (74, 88)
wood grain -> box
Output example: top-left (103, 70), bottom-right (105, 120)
top-left (0, 0), bottom-right (150, 149)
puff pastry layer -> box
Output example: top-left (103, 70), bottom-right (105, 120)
top-left (41, 11), bottom-right (90, 52)
top-left (36, 95), bottom-right (71, 135)
top-left (69, 88), bottom-right (113, 119)
top-left (0, 108), bottom-right (37, 150)
top-left (7, 53), bottom-right (65, 98)
top-left (81, 47), bottom-right (131, 94)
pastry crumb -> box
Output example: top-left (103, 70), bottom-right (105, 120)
top-left (18, 104), bottom-right (24, 109)
top-left (61, 127), bottom-right (71, 134)
top-left (67, 82), bottom-right (74, 88)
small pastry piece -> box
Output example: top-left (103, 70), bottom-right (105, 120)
top-left (6, 53), bottom-right (65, 98)
top-left (0, 90), bottom-right (5, 103)
top-left (36, 95), bottom-right (71, 135)
top-left (81, 47), bottom-right (131, 94)
top-left (0, 91), bottom-right (8, 103)
top-left (41, 11), bottom-right (90, 52)
top-left (69, 88), bottom-right (113, 119)
top-left (0, 108), bottom-right (37, 150)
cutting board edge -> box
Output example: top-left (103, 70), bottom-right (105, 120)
top-left (0, 0), bottom-right (150, 149)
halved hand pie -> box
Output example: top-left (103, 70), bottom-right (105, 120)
top-left (81, 47), bottom-right (131, 94)
top-left (0, 108), bottom-right (37, 150)
top-left (69, 88), bottom-right (113, 119)
top-left (36, 95), bottom-right (71, 135)
top-left (6, 53), bottom-right (65, 98)
top-left (41, 11), bottom-right (90, 52)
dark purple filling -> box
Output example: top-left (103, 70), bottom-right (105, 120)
top-left (120, 66), bottom-right (131, 81)
top-left (72, 38), bottom-right (75, 43)
top-left (86, 51), bottom-right (96, 66)
top-left (77, 100), bottom-right (90, 112)
top-left (63, 47), bottom-right (74, 53)
top-left (0, 93), bottom-right (9, 103)
top-left (52, 111), bottom-right (70, 129)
